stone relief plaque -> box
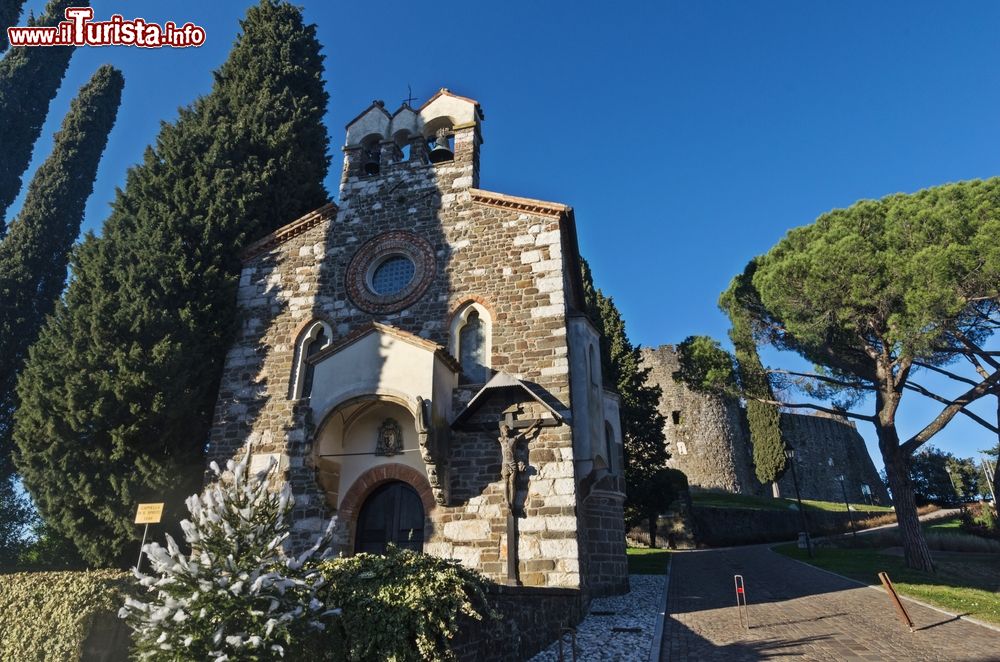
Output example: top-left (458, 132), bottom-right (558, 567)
top-left (375, 418), bottom-right (403, 456)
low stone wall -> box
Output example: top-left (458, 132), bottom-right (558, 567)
top-left (451, 584), bottom-right (585, 661)
top-left (691, 506), bottom-right (888, 547)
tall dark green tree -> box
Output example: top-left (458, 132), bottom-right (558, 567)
top-left (0, 0), bottom-right (28, 53)
top-left (0, 65), bottom-right (122, 564)
top-left (720, 265), bottom-right (787, 494)
top-left (0, 0), bottom-right (78, 231)
top-left (581, 260), bottom-right (675, 545)
top-left (15, 0), bottom-right (330, 566)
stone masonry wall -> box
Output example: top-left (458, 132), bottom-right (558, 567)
top-left (777, 413), bottom-right (890, 505)
top-left (642, 345), bottom-right (889, 505)
top-left (207, 112), bottom-right (595, 590)
top-left (640, 345), bottom-right (756, 493)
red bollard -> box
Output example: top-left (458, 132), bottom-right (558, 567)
top-left (734, 574), bottom-right (750, 629)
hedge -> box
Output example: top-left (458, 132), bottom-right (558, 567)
top-left (0, 569), bottom-right (132, 661)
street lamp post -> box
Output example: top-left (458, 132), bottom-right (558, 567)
top-left (785, 448), bottom-right (812, 557)
top-left (837, 474), bottom-right (857, 537)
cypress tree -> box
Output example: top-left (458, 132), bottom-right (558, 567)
top-left (720, 263), bottom-right (786, 492)
top-left (0, 0), bottom-right (78, 231)
top-left (0, 62), bottom-right (123, 485)
top-left (0, 0), bottom-right (28, 53)
top-left (580, 260), bottom-right (675, 544)
top-left (15, 0), bottom-right (330, 566)
top-left (0, 64), bottom-right (121, 566)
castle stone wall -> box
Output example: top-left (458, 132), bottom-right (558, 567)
top-left (640, 346), bottom-right (756, 494)
top-left (642, 345), bottom-right (890, 505)
top-left (777, 413), bottom-right (889, 505)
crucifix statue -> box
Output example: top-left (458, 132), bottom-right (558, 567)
top-left (498, 419), bottom-right (541, 510)
top-left (496, 404), bottom-right (556, 585)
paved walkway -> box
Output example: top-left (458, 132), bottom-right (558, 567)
top-left (660, 545), bottom-right (1000, 661)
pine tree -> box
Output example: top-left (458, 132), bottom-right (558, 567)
top-left (0, 0), bottom-right (28, 53)
top-left (0, 0), bottom-right (78, 231)
top-left (0, 64), bottom-right (122, 565)
top-left (15, 0), bottom-right (330, 566)
top-left (580, 260), bottom-right (675, 544)
top-left (120, 454), bottom-right (337, 660)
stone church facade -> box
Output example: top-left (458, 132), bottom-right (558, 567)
top-left (642, 345), bottom-right (889, 504)
top-left (207, 89), bottom-right (628, 596)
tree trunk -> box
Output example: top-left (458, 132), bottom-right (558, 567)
top-left (884, 447), bottom-right (935, 572)
top-left (993, 396), bottom-right (999, 503)
top-left (771, 481), bottom-right (781, 498)
top-left (648, 514), bottom-right (658, 549)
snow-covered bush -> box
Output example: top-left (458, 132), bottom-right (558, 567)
top-left (120, 454), bottom-right (338, 661)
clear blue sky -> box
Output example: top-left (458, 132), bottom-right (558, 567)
top-left (11, 0), bottom-right (1000, 474)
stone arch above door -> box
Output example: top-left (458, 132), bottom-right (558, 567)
top-left (337, 463), bottom-right (436, 554)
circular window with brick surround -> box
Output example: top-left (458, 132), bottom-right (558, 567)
top-left (346, 231), bottom-right (436, 313)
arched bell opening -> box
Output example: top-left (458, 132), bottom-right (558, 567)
top-left (422, 117), bottom-right (455, 164)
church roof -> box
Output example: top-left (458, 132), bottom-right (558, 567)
top-left (451, 371), bottom-right (564, 429)
top-left (468, 188), bottom-right (571, 217)
top-left (307, 321), bottom-right (462, 373)
top-left (420, 88), bottom-right (485, 120)
top-left (240, 202), bottom-right (338, 262)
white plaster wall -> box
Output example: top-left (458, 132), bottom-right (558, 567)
top-left (309, 332), bottom-right (435, 425)
top-left (420, 94), bottom-right (478, 130)
top-left (567, 316), bottom-right (603, 481)
top-left (315, 401), bottom-right (425, 510)
top-left (345, 107), bottom-right (390, 146)
top-left (602, 390), bottom-right (624, 474)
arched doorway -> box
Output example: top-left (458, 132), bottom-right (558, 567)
top-left (354, 480), bottom-right (425, 554)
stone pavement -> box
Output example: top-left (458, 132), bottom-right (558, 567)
top-left (660, 545), bottom-right (1000, 661)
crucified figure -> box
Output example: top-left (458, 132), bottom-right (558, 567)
top-left (498, 419), bottom-right (542, 510)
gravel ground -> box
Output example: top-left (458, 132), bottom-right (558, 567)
top-left (530, 574), bottom-right (666, 662)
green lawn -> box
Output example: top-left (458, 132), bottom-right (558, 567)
top-left (691, 491), bottom-right (892, 514)
top-left (626, 547), bottom-right (671, 575)
top-left (774, 543), bottom-right (1000, 625)
top-left (923, 516), bottom-right (962, 533)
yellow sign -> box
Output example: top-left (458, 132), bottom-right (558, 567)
top-left (134, 503), bottom-right (164, 524)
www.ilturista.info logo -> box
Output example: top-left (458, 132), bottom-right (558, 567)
top-left (7, 7), bottom-right (206, 48)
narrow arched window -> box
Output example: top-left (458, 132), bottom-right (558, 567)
top-left (604, 422), bottom-right (615, 474)
top-left (451, 302), bottom-right (492, 385)
top-left (290, 321), bottom-right (332, 400)
top-left (459, 311), bottom-right (488, 383)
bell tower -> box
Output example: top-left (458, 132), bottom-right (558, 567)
top-left (340, 88), bottom-right (483, 192)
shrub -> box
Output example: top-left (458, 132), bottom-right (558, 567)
top-left (318, 547), bottom-right (497, 662)
top-left (0, 569), bottom-right (131, 661)
top-left (120, 454), bottom-right (339, 661)
top-left (961, 503), bottom-right (1000, 541)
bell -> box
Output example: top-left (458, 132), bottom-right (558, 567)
top-left (362, 148), bottom-right (380, 176)
top-left (428, 129), bottom-right (453, 163)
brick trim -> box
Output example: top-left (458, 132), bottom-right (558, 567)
top-left (448, 294), bottom-right (497, 323)
top-left (338, 463), bottom-right (437, 552)
top-left (240, 202), bottom-right (338, 262)
top-left (468, 188), bottom-right (570, 218)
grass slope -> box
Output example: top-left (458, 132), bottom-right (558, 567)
top-left (626, 547), bottom-right (671, 575)
top-left (774, 543), bottom-right (1000, 626)
top-left (692, 491), bottom-right (892, 513)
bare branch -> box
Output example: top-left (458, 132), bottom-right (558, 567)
top-left (912, 360), bottom-right (980, 386)
top-left (765, 369), bottom-right (874, 391)
top-left (903, 382), bottom-right (1000, 433)
top-left (746, 394), bottom-right (876, 422)
top-left (901, 369), bottom-right (1000, 455)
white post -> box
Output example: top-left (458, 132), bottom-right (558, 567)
top-left (982, 457), bottom-right (997, 504)
top-left (135, 523), bottom-right (150, 572)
